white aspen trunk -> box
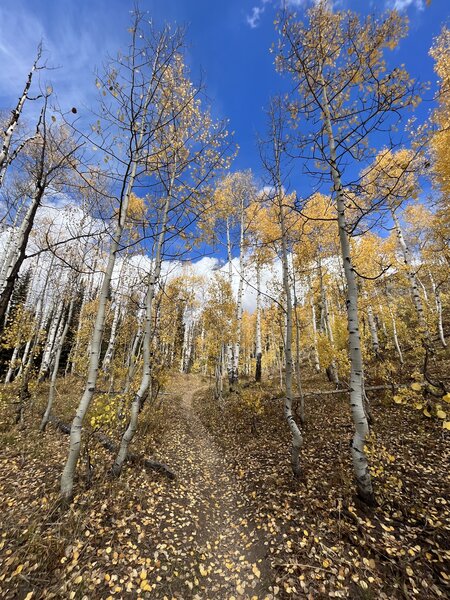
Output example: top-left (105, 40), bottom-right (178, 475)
top-left (365, 291), bottom-right (380, 355)
top-left (225, 217), bottom-right (235, 387)
top-left (17, 339), bottom-right (32, 378)
top-left (0, 49), bottom-right (40, 187)
top-left (39, 300), bottom-right (64, 380)
top-left (184, 322), bottom-right (195, 374)
top-left (388, 305), bottom-right (404, 364)
top-left (112, 194), bottom-right (170, 475)
top-left (123, 316), bottom-right (143, 394)
top-left (70, 290), bottom-right (88, 375)
top-left (102, 299), bottom-right (121, 371)
top-left (308, 278), bottom-right (321, 373)
top-left (279, 197), bottom-right (302, 477)
top-left (232, 202), bottom-right (245, 387)
top-left (374, 289), bottom-right (388, 336)
top-left (5, 345), bottom-right (20, 384)
top-left (429, 274), bottom-right (446, 348)
top-left (61, 178), bottom-right (137, 499)
top-left (319, 260), bottom-right (339, 385)
top-left (61, 64), bottom-right (158, 498)
top-left (293, 303), bottom-right (305, 424)
top-left (40, 298), bottom-right (75, 431)
top-left (391, 210), bottom-right (430, 340)
top-left (180, 313), bottom-right (189, 373)
top-left (417, 276), bottom-right (429, 303)
top-left (322, 84), bottom-right (375, 505)
top-left (0, 189), bottom-right (43, 320)
top-left (255, 263), bottom-right (262, 382)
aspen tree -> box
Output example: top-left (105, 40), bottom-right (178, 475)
top-left (276, 1), bottom-right (420, 503)
top-left (0, 45), bottom-right (44, 188)
top-left (61, 14), bottom-right (190, 500)
top-left (260, 98), bottom-right (303, 477)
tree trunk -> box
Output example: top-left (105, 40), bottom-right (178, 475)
top-left (102, 299), bottom-right (121, 371)
top-left (0, 184), bottom-right (46, 329)
top-left (365, 292), bottom-right (380, 356)
top-left (232, 205), bottom-right (245, 388)
top-left (0, 47), bottom-right (41, 187)
top-left (279, 197), bottom-right (302, 477)
top-left (112, 194), bottom-right (170, 476)
top-left (322, 84), bottom-right (375, 505)
top-left (391, 210), bottom-right (430, 342)
top-left (40, 298), bottom-right (75, 431)
top-left (38, 300), bottom-right (64, 380)
top-left (430, 274), bottom-right (446, 348)
top-left (255, 263), bottom-right (262, 382)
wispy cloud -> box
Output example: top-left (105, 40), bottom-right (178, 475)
top-left (246, 0), bottom-right (272, 29)
top-left (246, 0), bottom-right (324, 29)
top-left (386, 0), bottom-right (425, 10)
top-left (0, 2), bottom-right (121, 121)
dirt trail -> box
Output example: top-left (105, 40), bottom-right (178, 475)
top-left (155, 378), bottom-right (272, 599)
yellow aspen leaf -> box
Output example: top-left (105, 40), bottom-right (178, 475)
top-left (359, 581), bottom-right (369, 590)
top-left (437, 410), bottom-right (446, 419)
top-left (423, 409), bottom-right (431, 418)
top-left (12, 564), bottom-right (23, 576)
top-left (443, 421), bottom-right (450, 430)
top-left (140, 569), bottom-right (147, 580)
top-left (252, 564), bottom-right (261, 578)
top-left (24, 594), bottom-right (34, 600)
top-left (442, 393), bottom-right (450, 403)
top-left (411, 382), bottom-right (421, 391)
top-left (199, 564), bottom-right (208, 577)
top-left (322, 559), bottom-right (331, 568)
top-left (406, 566), bottom-right (414, 576)
top-left (74, 575), bottom-right (83, 584)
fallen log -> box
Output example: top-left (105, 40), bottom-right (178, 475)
top-left (48, 415), bottom-right (176, 480)
top-left (301, 384), bottom-right (403, 397)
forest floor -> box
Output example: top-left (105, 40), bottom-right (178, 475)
top-left (0, 373), bottom-right (449, 599)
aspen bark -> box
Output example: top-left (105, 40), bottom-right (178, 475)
top-left (391, 210), bottom-right (430, 342)
top-left (429, 274), bottom-right (446, 348)
top-left (0, 183), bottom-right (46, 327)
top-left (40, 298), bottom-right (75, 431)
top-left (60, 48), bottom-right (160, 498)
top-left (225, 217), bottom-right (235, 387)
top-left (232, 200), bottom-right (245, 388)
top-left (0, 47), bottom-right (41, 187)
top-left (5, 345), bottom-right (19, 384)
top-left (39, 300), bottom-right (64, 380)
top-left (279, 197), bottom-right (302, 477)
top-left (102, 299), bottom-right (121, 371)
top-left (112, 194), bottom-right (170, 475)
top-left (308, 278), bottom-right (321, 372)
top-left (365, 292), bottom-right (380, 356)
top-left (322, 84), bottom-right (375, 505)
top-left (255, 263), bottom-right (262, 382)
top-left (319, 260), bottom-right (339, 384)
top-left (388, 305), bottom-right (404, 364)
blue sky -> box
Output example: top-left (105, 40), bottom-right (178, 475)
top-left (0, 0), bottom-right (448, 188)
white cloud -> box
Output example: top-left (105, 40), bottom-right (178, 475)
top-left (0, 3), bottom-right (120, 124)
top-left (386, 0), bottom-right (424, 10)
top-left (246, 0), bottom-right (324, 30)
